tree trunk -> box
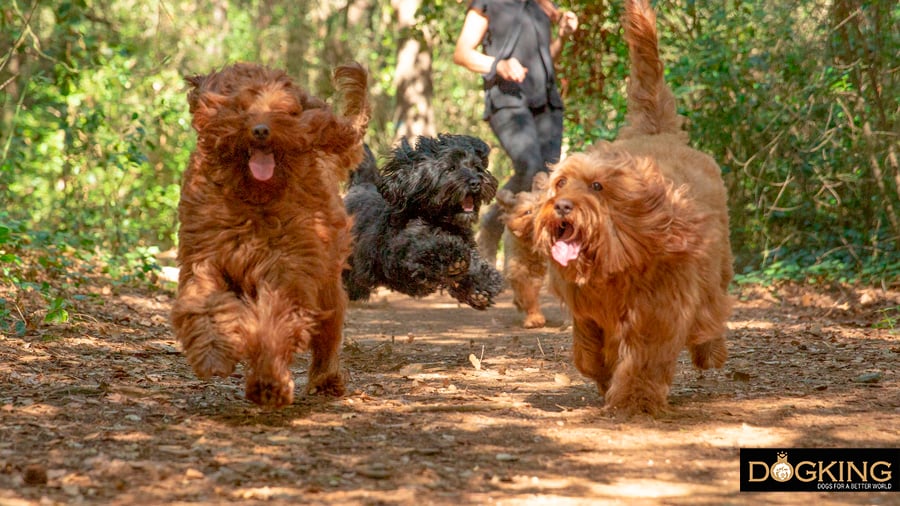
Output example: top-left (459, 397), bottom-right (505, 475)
top-left (391, 0), bottom-right (435, 143)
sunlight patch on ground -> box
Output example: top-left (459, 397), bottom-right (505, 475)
top-left (593, 478), bottom-right (712, 498)
top-left (728, 319), bottom-right (775, 330)
top-left (108, 431), bottom-right (153, 443)
top-left (704, 423), bottom-right (793, 448)
top-left (490, 476), bottom-right (720, 503)
top-left (13, 402), bottom-right (61, 417)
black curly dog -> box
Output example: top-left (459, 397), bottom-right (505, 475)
top-left (343, 134), bottom-right (504, 310)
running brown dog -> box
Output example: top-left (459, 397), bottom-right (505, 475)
top-left (533, 0), bottom-right (733, 416)
top-left (172, 62), bottom-right (369, 408)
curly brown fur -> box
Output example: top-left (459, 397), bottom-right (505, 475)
top-left (496, 172), bottom-right (549, 328)
top-left (172, 62), bottom-right (370, 408)
top-left (533, 0), bottom-right (732, 417)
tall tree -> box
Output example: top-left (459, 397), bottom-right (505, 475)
top-left (391, 0), bottom-right (435, 142)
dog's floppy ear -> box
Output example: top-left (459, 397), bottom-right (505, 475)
top-left (185, 74), bottom-right (227, 132)
top-left (470, 136), bottom-right (491, 167)
top-left (531, 171), bottom-right (549, 192)
top-left (297, 63), bottom-right (370, 174)
top-left (631, 156), bottom-right (702, 257)
top-left (378, 138), bottom-right (417, 209)
top-left (495, 189), bottom-right (517, 210)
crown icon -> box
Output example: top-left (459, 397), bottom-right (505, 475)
top-left (771, 451), bottom-right (793, 482)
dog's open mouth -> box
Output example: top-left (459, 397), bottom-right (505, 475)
top-left (551, 221), bottom-right (581, 266)
top-left (249, 149), bottom-right (275, 181)
top-left (462, 194), bottom-right (476, 213)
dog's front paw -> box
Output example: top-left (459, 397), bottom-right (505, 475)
top-left (447, 278), bottom-right (494, 310)
top-left (447, 258), bottom-right (504, 310)
top-left (428, 236), bottom-right (471, 278)
top-left (307, 371), bottom-right (346, 397)
top-left (466, 287), bottom-right (493, 310)
top-left (445, 258), bottom-right (468, 277)
top-left (523, 312), bottom-right (546, 329)
top-left (245, 372), bottom-right (295, 408)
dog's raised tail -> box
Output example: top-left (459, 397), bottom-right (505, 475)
top-left (333, 63), bottom-right (371, 137)
top-left (619, 0), bottom-right (684, 139)
top-left (349, 144), bottom-right (380, 187)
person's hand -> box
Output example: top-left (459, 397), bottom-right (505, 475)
top-left (496, 57), bottom-right (528, 83)
top-left (558, 11), bottom-right (578, 38)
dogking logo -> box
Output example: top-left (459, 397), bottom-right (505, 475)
top-left (741, 448), bottom-right (898, 492)
top-left (770, 452), bottom-right (793, 482)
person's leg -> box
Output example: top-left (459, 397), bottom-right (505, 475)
top-left (535, 106), bottom-right (564, 170)
top-left (478, 106), bottom-right (545, 265)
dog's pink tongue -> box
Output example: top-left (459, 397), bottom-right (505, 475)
top-left (463, 195), bottom-right (475, 212)
top-left (551, 241), bottom-right (580, 266)
top-left (249, 151), bottom-right (275, 181)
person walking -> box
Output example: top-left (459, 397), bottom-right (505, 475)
top-left (454, 0), bottom-right (578, 265)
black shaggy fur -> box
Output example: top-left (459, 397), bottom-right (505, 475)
top-left (343, 134), bottom-right (504, 309)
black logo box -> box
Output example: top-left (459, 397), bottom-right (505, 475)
top-left (740, 448), bottom-right (898, 492)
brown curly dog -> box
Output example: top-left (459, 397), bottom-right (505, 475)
top-left (171, 62), bottom-right (369, 408)
top-left (533, 0), bottom-right (732, 416)
top-left (496, 172), bottom-right (549, 329)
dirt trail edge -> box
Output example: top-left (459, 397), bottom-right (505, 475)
top-left (1, 284), bottom-right (898, 505)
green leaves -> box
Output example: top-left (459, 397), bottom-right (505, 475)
top-left (1, 0), bottom-right (896, 292)
top-left (44, 297), bottom-right (69, 324)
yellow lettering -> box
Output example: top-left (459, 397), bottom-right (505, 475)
top-left (796, 461), bottom-right (817, 483)
top-left (819, 461), bottom-right (838, 482)
top-left (748, 462), bottom-right (769, 482)
top-left (847, 461), bottom-right (867, 482)
top-left (871, 461), bottom-right (892, 483)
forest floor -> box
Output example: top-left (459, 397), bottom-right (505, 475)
top-left (0, 274), bottom-right (898, 505)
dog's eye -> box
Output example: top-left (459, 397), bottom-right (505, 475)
top-left (591, 181), bottom-right (603, 191)
top-left (556, 177), bottom-right (567, 189)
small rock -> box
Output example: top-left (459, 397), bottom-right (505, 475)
top-left (23, 464), bottom-right (47, 485)
top-left (854, 372), bottom-right (882, 384)
top-left (495, 453), bottom-right (519, 462)
top-left (358, 465), bottom-right (392, 479)
top-left (730, 371), bottom-right (751, 382)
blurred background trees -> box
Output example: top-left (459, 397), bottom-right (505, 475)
top-left (1, 0), bottom-right (897, 323)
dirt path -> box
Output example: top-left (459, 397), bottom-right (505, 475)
top-left (1, 283), bottom-right (898, 505)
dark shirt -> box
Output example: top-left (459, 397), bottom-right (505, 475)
top-left (471, 0), bottom-right (563, 112)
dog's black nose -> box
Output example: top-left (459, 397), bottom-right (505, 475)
top-left (252, 124), bottom-right (270, 140)
top-left (554, 199), bottom-right (573, 216)
top-left (468, 178), bottom-right (481, 192)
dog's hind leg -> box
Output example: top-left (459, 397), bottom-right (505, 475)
top-left (171, 261), bottom-right (247, 380)
top-left (342, 267), bottom-right (372, 302)
top-left (687, 293), bottom-right (730, 369)
top-left (306, 282), bottom-right (346, 397)
top-left (510, 269), bottom-right (546, 328)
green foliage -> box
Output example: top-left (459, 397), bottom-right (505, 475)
top-left (873, 306), bottom-right (900, 333)
top-left (1, 0), bottom-right (898, 303)
top-left (0, 210), bottom-right (160, 333)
